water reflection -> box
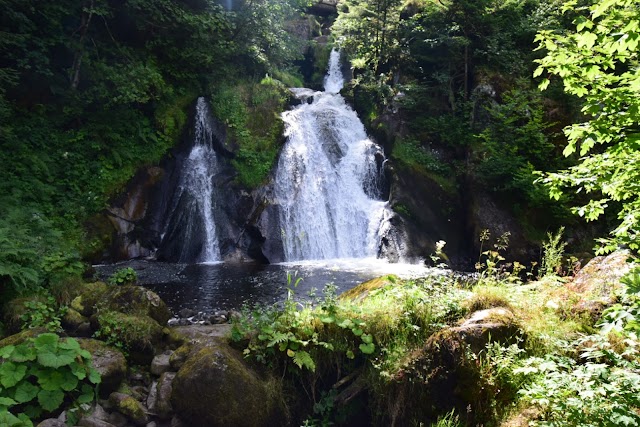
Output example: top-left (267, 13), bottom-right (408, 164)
top-left (95, 259), bottom-right (434, 315)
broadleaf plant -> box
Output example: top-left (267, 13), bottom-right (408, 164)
top-left (0, 333), bottom-right (101, 424)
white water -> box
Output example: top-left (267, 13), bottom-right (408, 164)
top-left (274, 49), bottom-right (396, 261)
top-left (161, 97), bottom-right (221, 263)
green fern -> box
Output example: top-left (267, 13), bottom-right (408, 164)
top-left (292, 350), bottom-right (316, 371)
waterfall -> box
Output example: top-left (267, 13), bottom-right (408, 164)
top-left (274, 49), bottom-right (395, 261)
top-left (160, 97), bottom-right (221, 263)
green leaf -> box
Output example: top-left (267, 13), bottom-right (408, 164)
top-left (361, 334), bottom-right (373, 344)
top-left (13, 382), bottom-right (39, 404)
top-left (77, 384), bottom-right (95, 404)
top-left (9, 345), bottom-right (36, 363)
top-left (88, 368), bottom-right (101, 385)
top-left (69, 362), bottom-right (87, 380)
top-left (0, 397), bottom-right (18, 407)
top-left (0, 346), bottom-right (15, 359)
top-left (59, 372), bottom-right (79, 392)
top-left (346, 350), bottom-right (355, 359)
top-left (359, 342), bottom-right (375, 354)
top-left (37, 348), bottom-right (76, 368)
top-left (351, 328), bottom-right (363, 336)
top-left (58, 338), bottom-right (81, 352)
top-left (37, 370), bottom-right (65, 391)
top-left (33, 333), bottom-right (59, 350)
top-left (0, 362), bottom-right (27, 388)
top-left (37, 389), bottom-right (64, 412)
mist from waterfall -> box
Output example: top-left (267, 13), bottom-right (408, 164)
top-left (274, 49), bottom-right (394, 261)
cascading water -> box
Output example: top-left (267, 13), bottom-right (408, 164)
top-left (274, 49), bottom-right (396, 261)
top-left (159, 97), bottom-right (221, 263)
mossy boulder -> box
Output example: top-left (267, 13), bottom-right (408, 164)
top-left (109, 392), bottom-right (149, 426)
top-left (78, 338), bottom-right (127, 396)
top-left (0, 328), bottom-right (47, 348)
top-left (171, 344), bottom-right (286, 426)
top-left (340, 275), bottom-right (396, 303)
top-left (391, 307), bottom-right (524, 425)
top-left (2, 295), bottom-right (50, 333)
top-left (62, 308), bottom-right (91, 336)
top-left (93, 311), bottom-right (163, 365)
top-left (70, 282), bottom-right (110, 317)
top-left (99, 285), bottom-right (171, 325)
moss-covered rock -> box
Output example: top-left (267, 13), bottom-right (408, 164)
top-left (387, 307), bottom-right (524, 425)
top-left (70, 282), bottom-right (110, 317)
top-left (340, 275), bottom-right (396, 303)
top-left (99, 285), bottom-right (171, 325)
top-left (93, 311), bottom-right (163, 365)
top-left (171, 344), bottom-right (286, 426)
top-left (109, 392), bottom-right (149, 426)
top-left (0, 328), bottom-right (47, 348)
top-left (62, 307), bottom-right (90, 336)
top-left (2, 295), bottom-right (49, 333)
top-left (78, 338), bottom-right (127, 396)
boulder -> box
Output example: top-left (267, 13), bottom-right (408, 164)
top-left (62, 308), bottom-right (91, 336)
top-left (150, 352), bottom-right (172, 376)
top-left (37, 420), bottom-right (67, 427)
top-left (78, 417), bottom-right (117, 427)
top-left (92, 311), bottom-right (163, 365)
top-left (78, 339), bottom-right (127, 396)
top-left (70, 282), bottom-right (110, 317)
top-left (99, 285), bottom-right (171, 326)
top-left (449, 307), bottom-right (522, 353)
top-left (0, 327), bottom-right (47, 348)
top-left (569, 250), bottom-right (632, 297)
top-left (392, 307), bottom-right (524, 425)
top-left (171, 344), bottom-right (286, 426)
top-left (148, 372), bottom-right (176, 420)
top-left (340, 275), bottom-right (395, 303)
top-left (109, 392), bottom-right (150, 426)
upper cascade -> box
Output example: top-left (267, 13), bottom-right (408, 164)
top-left (324, 49), bottom-right (344, 94)
top-left (273, 49), bottom-right (397, 261)
top-left (158, 97), bottom-right (222, 263)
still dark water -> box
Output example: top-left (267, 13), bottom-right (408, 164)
top-left (94, 259), bottom-right (433, 315)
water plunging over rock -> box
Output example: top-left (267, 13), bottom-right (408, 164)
top-left (273, 50), bottom-right (402, 261)
top-left (158, 98), bottom-right (222, 263)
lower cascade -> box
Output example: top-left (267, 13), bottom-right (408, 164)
top-left (274, 49), bottom-right (397, 261)
top-left (159, 97), bottom-right (221, 263)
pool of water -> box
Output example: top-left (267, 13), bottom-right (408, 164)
top-left (94, 258), bottom-right (438, 315)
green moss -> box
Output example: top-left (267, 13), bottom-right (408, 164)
top-left (340, 275), bottom-right (398, 302)
top-left (210, 79), bottom-right (289, 188)
top-left (94, 311), bottom-right (163, 353)
top-left (70, 282), bottom-right (110, 317)
top-left (99, 285), bottom-right (171, 325)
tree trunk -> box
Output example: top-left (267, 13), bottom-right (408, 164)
top-left (70, 0), bottom-right (94, 90)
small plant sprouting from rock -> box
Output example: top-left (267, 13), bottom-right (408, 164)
top-left (107, 267), bottom-right (137, 286)
top-left (0, 333), bottom-right (101, 426)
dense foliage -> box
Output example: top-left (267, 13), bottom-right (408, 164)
top-left (0, 0), bottom-right (309, 296)
top-left (0, 333), bottom-right (101, 426)
top-left (535, 0), bottom-right (640, 253)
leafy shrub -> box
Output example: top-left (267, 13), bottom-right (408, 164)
top-left (0, 333), bottom-right (101, 424)
top-left (516, 342), bottom-right (640, 427)
top-left (20, 296), bottom-right (66, 332)
top-left (107, 267), bottom-right (138, 286)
